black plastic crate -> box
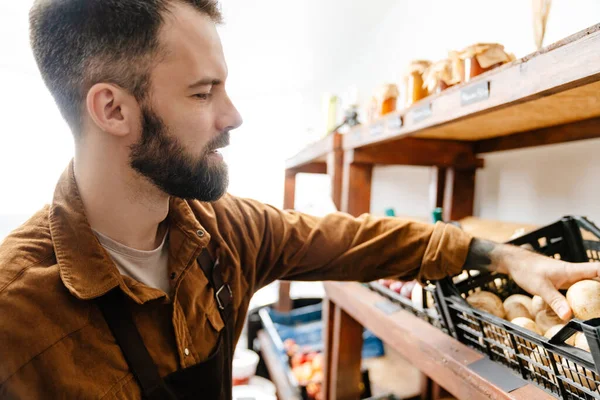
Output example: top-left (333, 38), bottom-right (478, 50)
top-left (367, 281), bottom-right (448, 333)
top-left (437, 216), bottom-right (600, 399)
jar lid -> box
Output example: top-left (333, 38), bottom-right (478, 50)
top-left (378, 83), bottom-right (399, 100)
top-left (461, 43), bottom-right (515, 69)
top-left (406, 60), bottom-right (432, 74)
top-left (447, 51), bottom-right (464, 85)
top-left (422, 59), bottom-right (453, 92)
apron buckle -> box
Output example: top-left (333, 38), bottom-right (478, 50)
top-left (215, 284), bottom-right (233, 310)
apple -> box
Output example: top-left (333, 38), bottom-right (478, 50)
top-left (312, 354), bottom-right (324, 371)
top-left (293, 363), bottom-right (313, 384)
top-left (306, 382), bottom-right (321, 397)
top-left (311, 370), bottom-right (324, 383)
top-left (291, 353), bottom-right (305, 368)
top-left (304, 351), bottom-right (318, 363)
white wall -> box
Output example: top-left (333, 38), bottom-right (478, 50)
top-left (315, 0), bottom-right (600, 225)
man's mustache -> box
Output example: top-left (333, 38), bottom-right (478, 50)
top-left (206, 131), bottom-right (230, 153)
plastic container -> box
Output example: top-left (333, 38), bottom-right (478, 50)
top-left (232, 385), bottom-right (277, 400)
top-left (248, 376), bottom-right (276, 396)
top-left (233, 349), bottom-right (260, 386)
top-left (436, 216), bottom-right (600, 399)
top-left (256, 301), bottom-right (382, 400)
top-left (263, 303), bottom-right (384, 358)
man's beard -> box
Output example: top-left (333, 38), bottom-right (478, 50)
top-left (129, 107), bottom-right (229, 201)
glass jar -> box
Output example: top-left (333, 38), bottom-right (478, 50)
top-left (464, 57), bottom-right (502, 81)
top-left (423, 59), bottom-right (454, 95)
top-left (378, 84), bottom-right (399, 116)
top-left (403, 60), bottom-right (431, 107)
top-left (461, 43), bottom-right (514, 82)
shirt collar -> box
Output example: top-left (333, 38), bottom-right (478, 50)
top-left (50, 160), bottom-right (211, 304)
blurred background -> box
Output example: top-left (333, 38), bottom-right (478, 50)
top-left (1, 0), bottom-right (600, 239)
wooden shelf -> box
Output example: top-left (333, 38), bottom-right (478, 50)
top-left (285, 132), bottom-right (342, 172)
top-left (324, 281), bottom-right (555, 400)
top-left (257, 330), bottom-right (303, 400)
top-left (344, 24), bottom-right (600, 152)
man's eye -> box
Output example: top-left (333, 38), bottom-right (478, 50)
top-left (193, 93), bottom-right (211, 100)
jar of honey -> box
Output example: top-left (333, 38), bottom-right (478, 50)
top-left (378, 84), bottom-right (399, 116)
top-left (423, 59), bottom-right (454, 95)
top-left (460, 43), bottom-right (515, 82)
top-left (402, 60), bottom-right (431, 107)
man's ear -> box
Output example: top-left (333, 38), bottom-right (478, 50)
top-left (85, 83), bottom-right (139, 137)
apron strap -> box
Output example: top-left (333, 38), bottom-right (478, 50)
top-left (96, 290), bottom-right (176, 399)
top-left (198, 248), bottom-right (236, 400)
top-left (198, 249), bottom-right (233, 320)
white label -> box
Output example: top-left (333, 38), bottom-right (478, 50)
top-left (370, 122), bottom-right (384, 137)
top-left (461, 81), bottom-right (490, 106)
top-left (387, 115), bottom-right (403, 131)
top-left (411, 103), bottom-right (432, 123)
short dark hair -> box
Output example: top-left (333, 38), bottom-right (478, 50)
top-left (29, 0), bottom-right (222, 135)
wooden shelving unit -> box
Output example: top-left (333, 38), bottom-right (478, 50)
top-left (274, 23), bottom-right (600, 400)
top-left (321, 24), bottom-right (600, 400)
top-left (277, 132), bottom-right (344, 312)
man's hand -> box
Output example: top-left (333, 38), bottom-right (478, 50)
top-left (464, 238), bottom-right (600, 320)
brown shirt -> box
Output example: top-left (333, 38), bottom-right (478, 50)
top-left (0, 162), bottom-right (472, 399)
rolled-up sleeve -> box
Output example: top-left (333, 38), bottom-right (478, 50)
top-left (231, 197), bottom-right (473, 289)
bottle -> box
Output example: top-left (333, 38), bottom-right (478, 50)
top-left (432, 207), bottom-right (443, 223)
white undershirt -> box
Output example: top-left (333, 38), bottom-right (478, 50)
top-left (93, 229), bottom-right (171, 295)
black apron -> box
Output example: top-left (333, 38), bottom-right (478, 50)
top-left (96, 250), bottom-right (234, 400)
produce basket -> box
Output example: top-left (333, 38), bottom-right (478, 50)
top-left (368, 281), bottom-right (449, 333)
top-left (436, 216), bottom-right (600, 399)
top-left (256, 301), bottom-right (383, 400)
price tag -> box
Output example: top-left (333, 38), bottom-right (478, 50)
top-left (369, 122), bottom-right (384, 137)
top-left (386, 115), bottom-right (403, 131)
top-left (374, 301), bottom-right (402, 315)
top-left (411, 103), bottom-right (432, 123)
top-left (461, 81), bottom-right (490, 106)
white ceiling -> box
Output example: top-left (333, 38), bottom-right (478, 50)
top-left (218, 0), bottom-right (398, 97)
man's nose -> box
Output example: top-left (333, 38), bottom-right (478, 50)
top-left (217, 95), bottom-right (243, 133)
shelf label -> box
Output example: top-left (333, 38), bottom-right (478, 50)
top-left (374, 301), bottom-right (402, 315)
top-left (411, 103), bottom-right (432, 123)
top-left (369, 122), bottom-right (384, 137)
top-left (350, 127), bottom-right (363, 143)
top-left (386, 115), bottom-right (403, 131)
top-left (461, 81), bottom-right (490, 106)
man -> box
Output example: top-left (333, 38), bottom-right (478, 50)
top-left (0, 0), bottom-right (597, 398)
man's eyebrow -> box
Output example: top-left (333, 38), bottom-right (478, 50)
top-left (188, 78), bottom-right (222, 89)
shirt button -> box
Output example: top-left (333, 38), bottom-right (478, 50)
top-left (196, 229), bottom-right (205, 238)
top-left (170, 272), bottom-right (176, 280)
top-left (184, 348), bottom-right (190, 356)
